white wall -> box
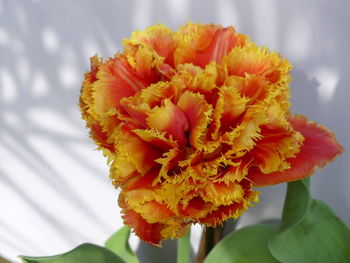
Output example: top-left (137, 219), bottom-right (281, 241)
top-left (1, 0), bottom-right (349, 262)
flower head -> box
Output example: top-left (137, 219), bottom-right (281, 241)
top-left (80, 23), bottom-right (343, 245)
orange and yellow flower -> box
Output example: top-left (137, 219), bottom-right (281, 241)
top-left (80, 23), bottom-right (343, 245)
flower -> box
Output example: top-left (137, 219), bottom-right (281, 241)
top-left (80, 23), bottom-right (343, 245)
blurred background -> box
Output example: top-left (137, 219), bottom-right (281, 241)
top-left (1, 0), bottom-right (349, 262)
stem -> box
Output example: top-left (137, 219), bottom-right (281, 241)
top-left (195, 225), bottom-right (224, 263)
top-left (177, 228), bottom-right (191, 263)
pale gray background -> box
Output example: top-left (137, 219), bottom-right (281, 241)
top-left (1, 0), bottom-right (349, 262)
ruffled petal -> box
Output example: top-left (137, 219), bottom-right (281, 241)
top-left (222, 45), bottom-right (292, 82)
top-left (178, 196), bottom-right (217, 220)
top-left (134, 128), bottom-right (178, 151)
top-left (199, 180), bottom-right (259, 226)
top-left (156, 147), bottom-right (186, 181)
top-left (175, 23), bottom-right (248, 68)
top-left (173, 63), bottom-right (218, 100)
top-left (133, 200), bottom-right (176, 224)
top-left (124, 24), bottom-right (176, 65)
top-left (248, 115), bottom-right (344, 186)
top-left (92, 55), bottom-right (147, 116)
top-left (225, 74), bottom-right (266, 104)
top-left (248, 123), bottom-right (304, 174)
top-left (120, 196), bottom-right (164, 246)
top-left (80, 56), bottom-right (116, 152)
top-left (89, 122), bottom-right (115, 152)
top-left (113, 123), bottom-right (162, 178)
top-left (200, 182), bottom-right (244, 206)
top-left (177, 91), bottom-right (213, 149)
top-left (121, 170), bottom-right (160, 207)
top-left (120, 81), bottom-right (179, 127)
top-left (146, 99), bottom-right (189, 147)
top-left (210, 86), bottom-right (250, 138)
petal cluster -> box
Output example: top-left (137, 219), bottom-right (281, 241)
top-left (80, 23), bottom-right (343, 245)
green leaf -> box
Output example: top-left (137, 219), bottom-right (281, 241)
top-left (269, 179), bottom-right (350, 263)
top-left (270, 199), bottom-right (350, 263)
top-left (19, 243), bottom-right (126, 263)
top-left (104, 227), bottom-right (139, 263)
top-left (0, 256), bottom-right (13, 263)
top-left (177, 228), bottom-right (191, 263)
top-left (279, 178), bottom-right (311, 230)
top-left (204, 224), bottom-right (280, 263)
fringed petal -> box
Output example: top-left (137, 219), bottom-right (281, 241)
top-left (146, 99), bottom-right (189, 147)
top-left (222, 45), bottom-right (292, 81)
top-left (221, 106), bottom-right (265, 152)
top-left (92, 55), bottom-right (147, 116)
top-left (199, 180), bottom-right (259, 227)
top-left (89, 122), bottom-right (115, 152)
top-left (80, 56), bottom-right (116, 152)
top-left (217, 86), bottom-right (250, 135)
top-left (156, 147), bottom-right (186, 182)
top-left (124, 24), bottom-right (175, 65)
top-left (248, 124), bottom-right (304, 174)
top-left (174, 23), bottom-right (248, 68)
top-left (80, 55), bottom-right (101, 119)
top-left (225, 74), bottom-right (266, 104)
top-left (113, 123), bottom-right (162, 177)
top-left (173, 63), bottom-right (222, 100)
top-left (248, 115), bottom-right (344, 186)
top-left (133, 200), bottom-right (176, 224)
top-left (133, 128), bottom-right (178, 151)
top-left (120, 196), bottom-right (164, 246)
top-left (120, 81), bottom-right (179, 127)
top-left (200, 182), bottom-right (244, 206)
top-left (178, 196), bottom-right (217, 220)
top-left (177, 91), bottom-right (213, 149)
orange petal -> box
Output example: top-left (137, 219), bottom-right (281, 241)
top-left (175, 23), bottom-right (248, 68)
top-left (89, 122), bottom-right (115, 152)
top-left (124, 24), bottom-right (175, 66)
top-left (199, 180), bottom-right (259, 226)
top-left (212, 86), bottom-right (250, 138)
top-left (221, 106), bottom-right (265, 152)
top-left (80, 56), bottom-right (117, 151)
top-left (114, 123), bottom-right (162, 176)
top-left (248, 115), bottom-right (344, 186)
top-left (225, 74), bottom-right (266, 105)
top-left (123, 168), bottom-right (159, 191)
top-left (120, 99), bottom-right (150, 128)
top-left (178, 196), bottom-right (216, 220)
top-left (133, 200), bottom-right (176, 224)
top-left (177, 91), bottom-right (213, 149)
top-left (92, 55), bottom-right (148, 116)
top-left (133, 128), bottom-right (178, 151)
top-left (120, 169), bottom-right (160, 207)
top-left (200, 182), bottom-right (244, 206)
top-left (120, 81), bottom-right (178, 127)
top-left (247, 124), bottom-right (303, 174)
top-left (146, 99), bottom-right (189, 147)
top-left (120, 197), bottom-right (164, 246)
top-left (80, 56), bottom-right (101, 118)
top-left (222, 45), bottom-right (292, 81)
top-left (156, 147), bottom-right (186, 180)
